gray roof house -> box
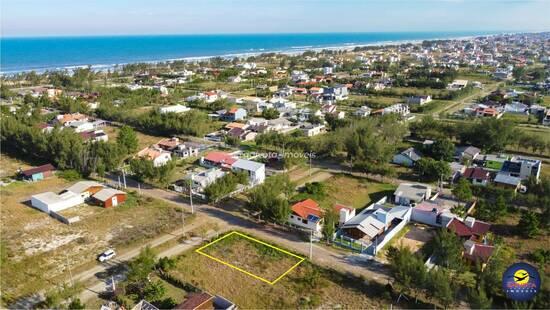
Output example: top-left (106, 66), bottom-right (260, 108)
top-left (394, 183), bottom-right (432, 206)
top-left (393, 147), bottom-right (422, 167)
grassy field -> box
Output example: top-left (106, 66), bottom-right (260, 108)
top-left (310, 174), bottom-right (397, 210)
top-left (168, 232), bottom-right (391, 309)
top-left (198, 232), bottom-right (303, 283)
top-left (0, 176), bottom-right (189, 304)
top-left (0, 154), bottom-right (37, 179)
top-left (102, 125), bottom-right (166, 150)
top-left (492, 212), bottom-right (549, 273)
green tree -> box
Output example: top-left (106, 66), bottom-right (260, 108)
top-left (426, 268), bottom-right (455, 308)
top-left (469, 284), bottom-right (493, 309)
top-left (67, 298), bottom-right (86, 310)
top-left (518, 211), bottom-right (540, 238)
top-left (261, 108), bottom-right (280, 120)
top-left (322, 208), bottom-right (338, 243)
top-left (431, 229), bottom-right (464, 270)
top-left (414, 158), bottom-right (451, 181)
top-left (127, 246), bottom-right (157, 284)
top-left (430, 139), bottom-right (455, 161)
top-left (143, 280), bottom-right (166, 302)
top-left (452, 178), bottom-right (473, 203)
top-left (117, 125), bottom-right (139, 154)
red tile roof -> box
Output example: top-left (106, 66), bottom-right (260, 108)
top-left (21, 164), bottom-right (55, 177)
top-left (463, 167), bottom-right (490, 180)
top-left (464, 244), bottom-right (494, 263)
top-left (471, 220), bottom-right (491, 235)
top-left (292, 199), bottom-right (322, 218)
top-left (447, 218), bottom-right (473, 237)
top-left (203, 152), bottom-right (237, 165)
top-left (175, 292), bottom-right (213, 310)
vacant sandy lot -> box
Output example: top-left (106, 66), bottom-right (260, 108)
top-left (0, 176), bottom-right (186, 303)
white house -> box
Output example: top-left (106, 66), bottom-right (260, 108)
top-left (394, 183), bottom-right (432, 206)
top-left (231, 159), bottom-right (265, 185)
top-left (70, 121), bottom-right (95, 133)
top-left (411, 201), bottom-right (456, 227)
top-left (137, 146), bottom-right (172, 167)
top-left (407, 95), bottom-right (432, 105)
top-left (31, 191), bottom-right (84, 213)
top-left (300, 123), bottom-right (325, 137)
top-left (354, 106), bottom-right (372, 118)
top-left (288, 199), bottom-right (323, 236)
top-left (190, 168), bottom-right (226, 193)
top-left (159, 104), bottom-right (191, 114)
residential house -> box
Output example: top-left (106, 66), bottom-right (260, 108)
top-left (159, 104), bottom-right (191, 114)
top-left (174, 292), bottom-right (236, 310)
top-left (455, 146), bottom-right (481, 161)
top-left (354, 106), bottom-right (372, 118)
top-left (393, 147), bottom-right (422, 167)
top-left (288, 199), bottom-right (323, 235)
top-left (462, 167), bottom-right (491, 186)
top-left (190, 168), bottom-right (226, 193)
top-left (447, 217), bottom-right (491, 243)
top-left (173, 142), bottom-right (201, 158)
top-left (322, 85), bottom-right (349, 102)
top-left (500, 156), bottom-right (542, 181)
top-left (407, 95), bottom-right (432, 105)
top-left (543, 110), bottom-right (550, 126)
top-left (137, 146), bottom-right (172, 167)
top-left (339, 201), bottom-right (411, 254)
top-left (55, 113), bottom-right (88, 127)
top-left (200, 152), bottom-right (238, 169)
top-left (494, 173), bottom-right (522, 192)
top-left (231, 159), bottom-right (265, 185)
top-left (411, 201), bottom-right (456, 227)
top-left (80, 130), bottom-right (108, 143)
top-left (447, 79), bottom-right (469, 90)
top-left (20, 164), bottom-right (56, 182)
top-left (393, 183), bottom-right (432, 206)
top-left (221, 108), bottom-right (247, 121)
top-left (92, 188), bottom-right (127, 208)
top-left (334, 204), bottom-right (356, 227)
top-left (69, 121), bottom-right (95, 133)
top-left (65, 181), bottom-right (104, 199)
top-left (382, 104), bottom-right (410, 116)
top-left (300, 123), bottom-right (325, 137)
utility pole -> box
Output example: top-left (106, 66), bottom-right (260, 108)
top-left (122, 168), bottom-right (127, 189)
top-left (65, 252), bottom-right (73, 287)
top-left (309, 154), bottom-right (312, 176)
top-left (111, 276), bottom-right (116, 292)
top-left (138, 182), bottom-right (141, 195)
top-left (309, 230), bottom-right (313, 260)
top-left (189, 174), bottom-right (194, 214)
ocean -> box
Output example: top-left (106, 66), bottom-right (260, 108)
top-left (0, 32), bottom-right (496, 74)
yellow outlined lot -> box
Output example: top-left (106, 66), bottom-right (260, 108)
top-left (195, 231), bottom-right (305, 285)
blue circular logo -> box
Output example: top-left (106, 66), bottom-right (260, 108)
top-left (502, 262), bottom-right (541, 301)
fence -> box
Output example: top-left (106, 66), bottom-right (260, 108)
top-left (333, 234), bottom-right (369, 253)
top-left (366, 210), bottom-right (411, 256)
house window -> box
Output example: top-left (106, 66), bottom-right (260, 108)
top-left (302, 219), bottom-right (308, 224)
top-left (290, 215), bottom-right (294, 219)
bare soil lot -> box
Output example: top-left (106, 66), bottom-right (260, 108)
top-left (0, 176), bottom-right (188, 304)
top-left (198, 232), bottom-right (303, 283)
top-left (170, 233), bottom-right (391, 309)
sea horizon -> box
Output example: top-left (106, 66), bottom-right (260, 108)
top-left (0, 31), bottom-right (511, 74)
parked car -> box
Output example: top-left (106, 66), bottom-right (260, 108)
top-left (98, 249), bottom-right (116, 262)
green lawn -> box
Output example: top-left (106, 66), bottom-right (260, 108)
top-left (300, 174), bottom-right (397, 210)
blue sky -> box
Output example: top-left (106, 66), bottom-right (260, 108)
top-left (2, 0), bottom-right (550, 37)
